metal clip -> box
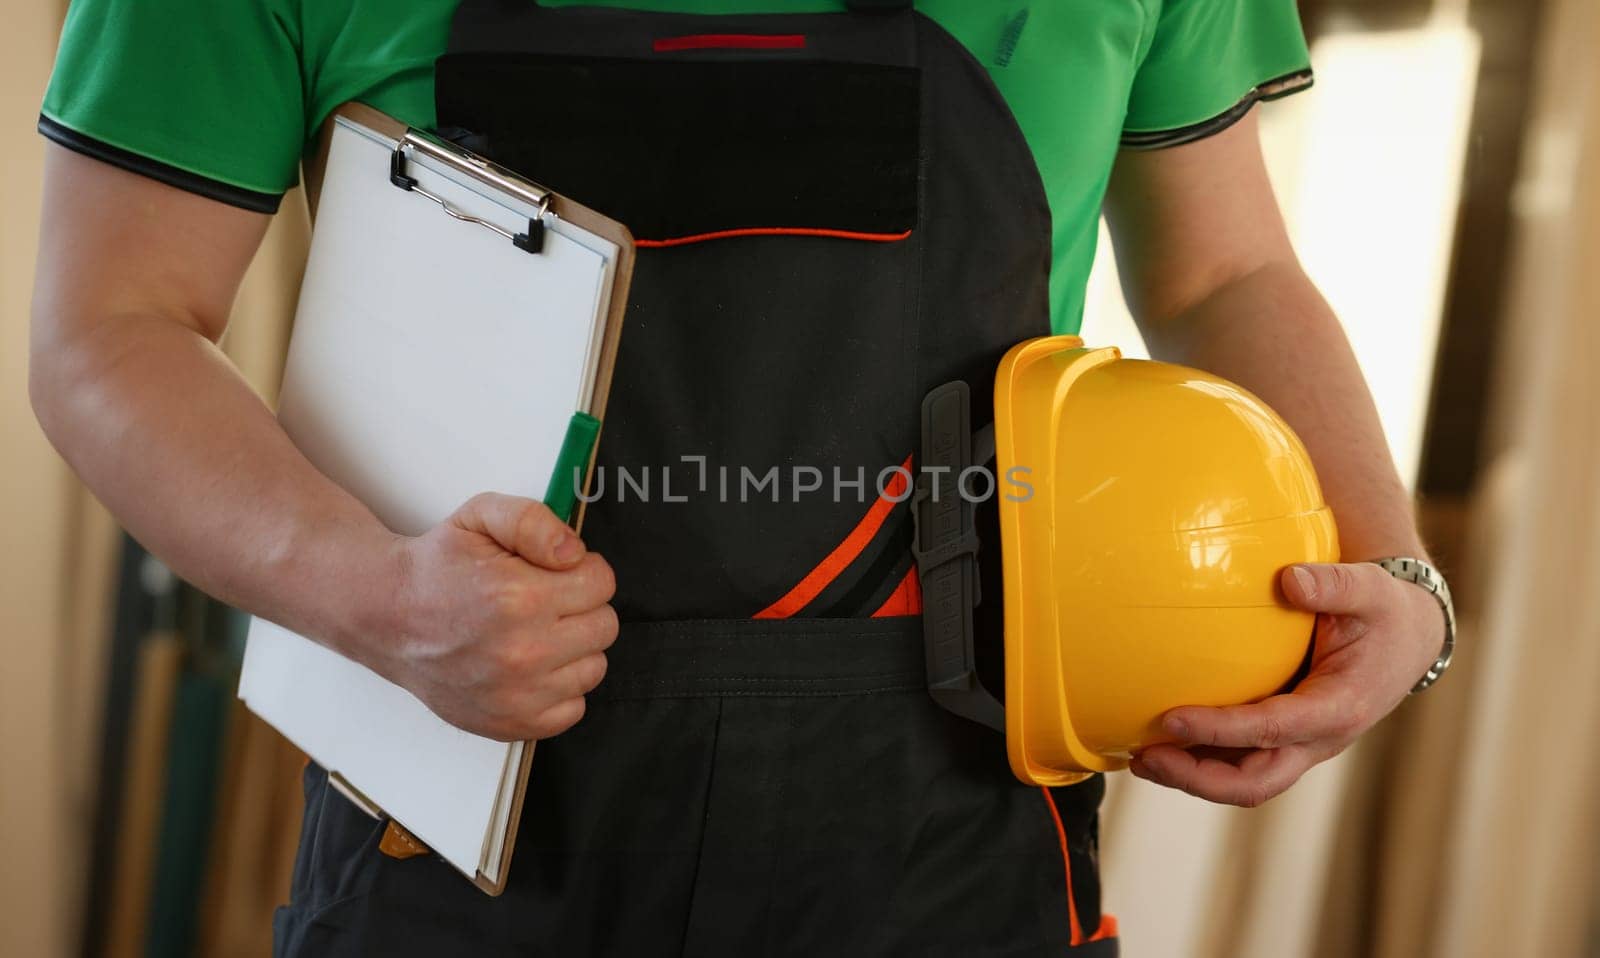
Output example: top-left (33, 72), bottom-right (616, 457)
top-left (388, 141), bottom-right (551, 256)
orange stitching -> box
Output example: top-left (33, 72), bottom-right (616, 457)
top-left (635, 227), bottom-right (913, 248)
top-left (1040, 787), bottom-right (1084, 945)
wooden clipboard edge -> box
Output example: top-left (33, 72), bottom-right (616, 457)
top-left (326, 770), bottom-right (385, 820)
top-left (304, 102), bottom-right (635, 897)
top-left (563, 205), bottom-right (634, 534)
top-left (465, 141), bottom-right (633, 899)
top-left (468, 745), bottom-right (531, 895)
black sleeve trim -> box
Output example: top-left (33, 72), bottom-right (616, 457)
top-left (38, 115), bottom-right (284, 214)
top-left (1120, 69), bottom-right (1314, 151)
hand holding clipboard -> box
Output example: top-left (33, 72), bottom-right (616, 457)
top-left (239, 104), bottom-right (633, 895)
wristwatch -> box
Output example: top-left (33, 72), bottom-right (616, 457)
top-left (1369, 556), bottom-right (1456, 693)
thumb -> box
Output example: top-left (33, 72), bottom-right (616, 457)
top-left (1281, 562), bottom-right (1384, 616)
top-left (452, 492), bottom-right (585, 569)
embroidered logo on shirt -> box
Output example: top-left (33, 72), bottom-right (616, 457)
top-left (996, 8), bottom-right (1030, 67)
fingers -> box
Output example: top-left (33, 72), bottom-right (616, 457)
top-left (1129, 742), bottom-right (1325, 808)
top-left (544, 602), bottom-right (621, 664)
top-left (543, 553), bottom-right (618, 617)
top-left (1281, 562), bottom-right (1393, 616)
top-left (467, 646), bottom-right (609, 742)
top-left (454, 492), bottom-right (585, 569)
top-left (495, 604), bottom-right (616, 736)
top-left (400, 497), bottom-right (619, 744)
top-left (528, 697), bottom-right (588, 741)
top-left (502, 652), bottom-right (608, 741)
top-left (476, 695), bottom-right (590, 743)
top-left (483, 551), bottom-right (615, 629)
top-left (546, 651), bottom-right (610, 700)
top-left (1163, 687), bottom-right (1358, 751)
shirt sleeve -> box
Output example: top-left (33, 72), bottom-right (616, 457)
top-left (38, 0), bottom-right (306, 212)
top-left (1122, 0), bottom-right (1313, 150)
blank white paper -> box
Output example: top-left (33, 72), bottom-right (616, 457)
top-left (239, 115), bottom-right (617, 879)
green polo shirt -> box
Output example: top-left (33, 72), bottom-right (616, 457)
top-left (39, 0), bottom-right (1311, 335)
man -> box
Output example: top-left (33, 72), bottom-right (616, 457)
top-left (31, 0), bottom-right (1452, 954)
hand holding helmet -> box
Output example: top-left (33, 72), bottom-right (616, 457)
top-left (1130, 559), bottom-right (1449, 807)
top-left (988, 337), bottom-right (1339, 784)
top-left (925, 336), bottom-right (1449, 806)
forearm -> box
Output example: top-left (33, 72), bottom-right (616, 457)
top-left (29, 312), bottom-right (399, 655)
top-left (1137, 260), bottom-right (1426, 562)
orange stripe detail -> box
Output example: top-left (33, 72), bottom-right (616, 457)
top-left (754, 455), bottom-right (914, 619)
top-left (1041, 787), bottom-right (1084, 945)
top-left (1089, 914), bottom-right (1119, 942)
top-left (870, 566), bottom-right (923, 617)
top-left (635, 226), bottom-right (913, 249)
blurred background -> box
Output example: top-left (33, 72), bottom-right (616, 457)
top-left (2, 0), bottom-right (1596, 955)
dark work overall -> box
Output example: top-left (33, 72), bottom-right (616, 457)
top-left (274, 1), bottom-right (1116, 954)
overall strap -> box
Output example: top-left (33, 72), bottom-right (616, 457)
top-left (914, 381), bottom-right (1006, 733)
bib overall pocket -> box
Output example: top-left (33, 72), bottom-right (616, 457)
top-left (437, 39), bottom-right (927, 620)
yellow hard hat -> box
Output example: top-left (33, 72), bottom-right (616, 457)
top-left (991, 336), bottom-right (1339, 785)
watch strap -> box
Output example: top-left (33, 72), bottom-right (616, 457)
top-left (1369, 556), bottom-right (1455, 693)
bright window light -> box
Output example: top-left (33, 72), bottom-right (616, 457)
top-left (1081, 22), bottom-right (1481, 488)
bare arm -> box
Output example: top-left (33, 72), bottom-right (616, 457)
top-left (1104, 112), bottom-right (1422, 563)
top-left (30, 147), bottom-right (616, 740)
top-left (1104, 112), bottom-right (1446, 805)
top-left (30, 147), bottom-right (395, 649)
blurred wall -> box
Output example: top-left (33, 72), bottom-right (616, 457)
top-left (1434, 0), bottom-right (1600, 950)
top-left (1, 6), bottom-right (311, 955)
top-left (1, 4), bottom-right (80, 957)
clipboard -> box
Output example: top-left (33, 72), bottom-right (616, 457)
top-left (238, 103), bottom-right (633, 895)
top-left (310, 102), bottom-right (633, 508)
